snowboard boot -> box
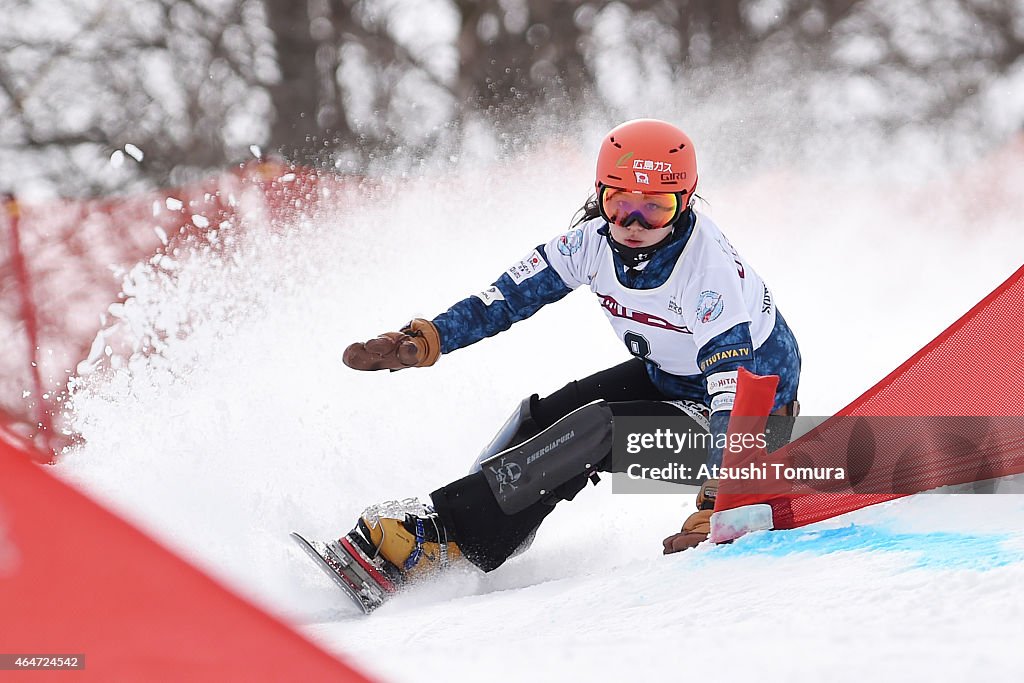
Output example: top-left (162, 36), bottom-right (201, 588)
top-left (354, 498), bottom-right (462, 580)
top-left (334, 498), bottom-right (463, 600)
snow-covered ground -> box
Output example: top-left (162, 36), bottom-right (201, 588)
top-left (55, 124), bottom-right (1024, 681)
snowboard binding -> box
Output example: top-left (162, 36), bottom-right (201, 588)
top-left (292, 499), bottom-right (460, 614)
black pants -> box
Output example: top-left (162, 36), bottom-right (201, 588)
top-left (431, 359), bottom-right (667, 572)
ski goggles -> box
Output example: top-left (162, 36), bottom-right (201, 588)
top-left (597, 184), bottom-right (683, 230)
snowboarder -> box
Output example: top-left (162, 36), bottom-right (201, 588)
top-left (302, 119), bottom-right (801, 611)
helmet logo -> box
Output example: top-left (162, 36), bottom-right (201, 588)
top-left (632, 159), bottom-right (673, 173)
top-left (634, 171), bottom-right (650, 185)
top-left (615, 152), bottom-right (634, 168)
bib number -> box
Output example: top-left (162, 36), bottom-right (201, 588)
top-left (624, 331), bottom-right (659, 368)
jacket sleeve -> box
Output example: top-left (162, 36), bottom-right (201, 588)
top-left (696, 322), bottom-right (757, 470)
top-left (431, 244), bottom-right (575, 354)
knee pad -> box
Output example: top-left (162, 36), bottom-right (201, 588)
top-left (478, 399), bottom-right (711, 514)
top-left (479, 400), bottom-right (614, 515)
top-left (469, 395), bottom-right (542, 474)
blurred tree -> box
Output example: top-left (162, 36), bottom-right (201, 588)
top-left (0, 0), bottom-right (274, 196)
top-left (451, 0), bottom-right (592, 111)
top-left (829, 0), bottom-right (1024, 127)
top-left (264, 0), bottom-right (352, 160)
top-left (1, 0), bottom-right (1023, 193)
top-left (263, 0), bottom-right (602, 165)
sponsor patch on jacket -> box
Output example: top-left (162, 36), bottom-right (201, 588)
top-left (507, 249), bottom-right (548, 285)
top-left (706, 370), bottom-right (738, 395)
top-left (710, 392), bottom-right (736, 413)
top-left (557, 229), bottom-right (584, 256)
top-left (698, 343), bottom-right (753, 372)
top-left (474, 285), bottom-right (505, 307)
top-left (696, 290), bottom-right (724, 323)
top-left (598, 293), bottom-right (691, 334)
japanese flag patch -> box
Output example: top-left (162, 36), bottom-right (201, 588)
top-left (507, 249), bottom-right (548, 285)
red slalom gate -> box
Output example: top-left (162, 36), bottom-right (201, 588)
top-left (712, 263), bottom-right (1024, 540)
top-left (0, 435), bottom-right (376, 681)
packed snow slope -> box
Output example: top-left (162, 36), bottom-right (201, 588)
top-left (58, 119), bottom-right (1024, 681)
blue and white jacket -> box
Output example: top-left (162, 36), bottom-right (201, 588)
top-left (430, 210), bottom-right (801, 467)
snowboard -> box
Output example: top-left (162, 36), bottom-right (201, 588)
top-left (290, 531), bottom-right (397, 614)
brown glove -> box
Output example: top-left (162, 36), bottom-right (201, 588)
top-left (342, 318), bottom-right (442, 371)
top-left (662, 478), bottom-right (718, 554)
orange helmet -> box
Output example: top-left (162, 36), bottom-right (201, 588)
top-left (595, 119), bottom-right (698, 196)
